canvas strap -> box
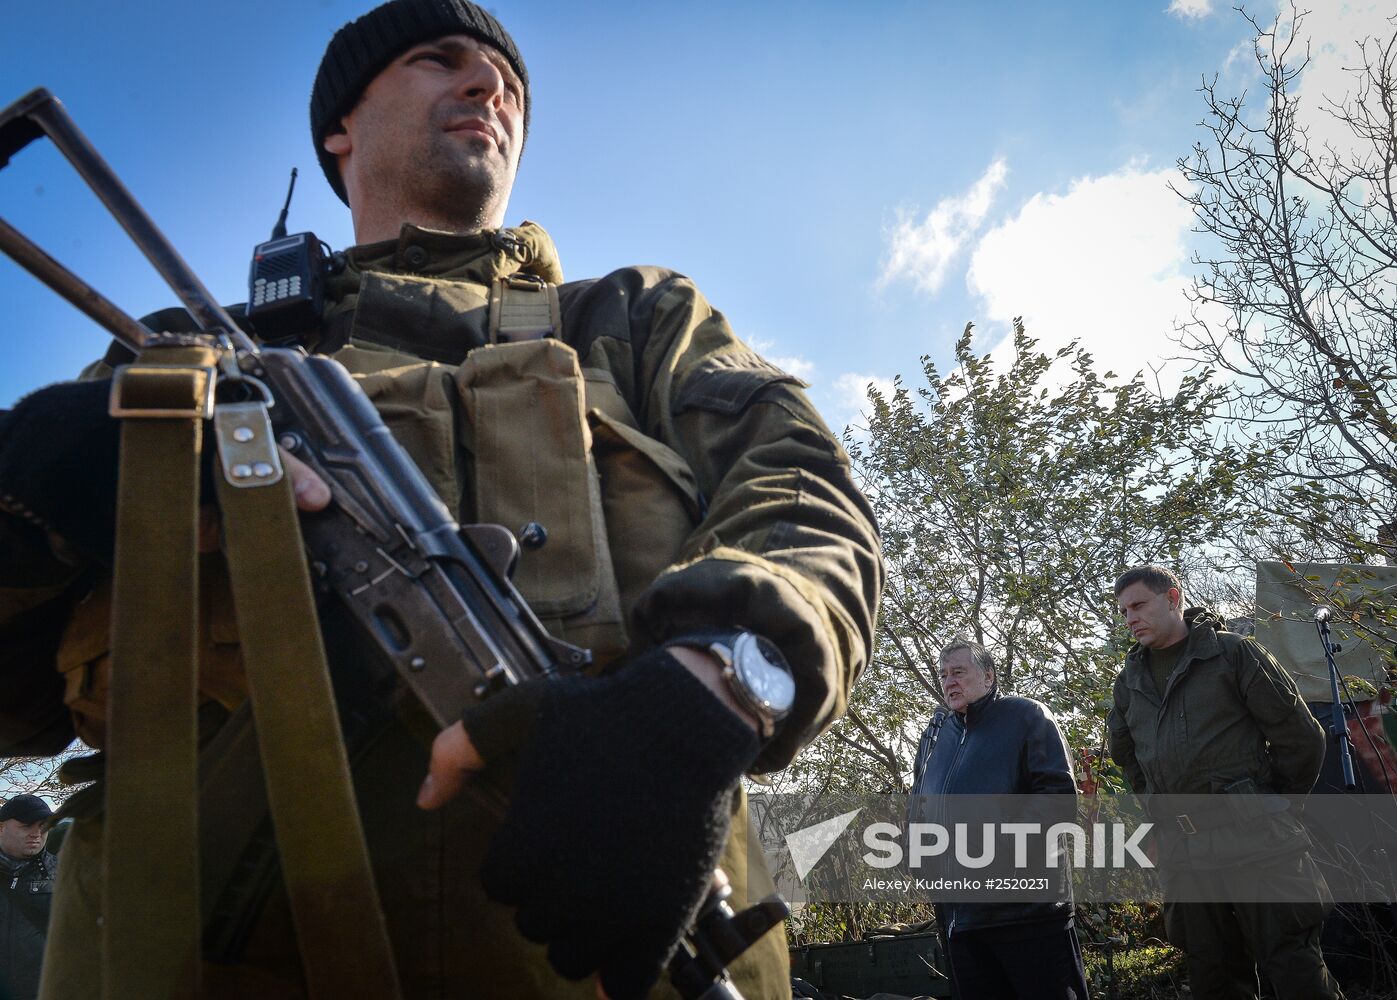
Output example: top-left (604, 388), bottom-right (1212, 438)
top-left (103, 337), bottom-right (217, 999)
top-left (104, 345), bottom-right (400, 999)
top-left (213, 399), bottom-right (402, 1000)
top-left (489, 273), bottom-right (560, 342)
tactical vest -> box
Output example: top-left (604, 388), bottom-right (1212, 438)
top-left (44, 262), bottom-right (787, 999)
top-left (57, 270), bottom-right (705, 742)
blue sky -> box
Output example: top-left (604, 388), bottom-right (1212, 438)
top-left (1, 1), bottom-right (1386, 430)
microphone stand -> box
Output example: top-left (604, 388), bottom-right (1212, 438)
top-left (1314, 609), bottom-right (1397, 910)
top-left (1317, 610), bottom-right (1357, 789)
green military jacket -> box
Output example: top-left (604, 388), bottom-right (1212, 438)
top-left (1107, 608), bottom-right (1325, 867)
top-left (1, 221), bottom-right (883, 998)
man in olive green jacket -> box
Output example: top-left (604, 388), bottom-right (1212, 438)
top-left (1108, 565), bottom-right (1340, 1000)
top-left (0, 2), bottom-right (882, 998)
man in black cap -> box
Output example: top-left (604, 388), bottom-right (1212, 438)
top-left (1, 794), bottom-right (58, 1000)
top-left (0, 1), bottom-right (881, 998)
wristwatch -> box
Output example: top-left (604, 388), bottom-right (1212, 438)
top-left (676, 629), bottom-right (795, 740)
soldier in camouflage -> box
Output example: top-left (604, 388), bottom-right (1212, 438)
top-left (0, 2), bottom-right (882, 997)
top-left (1109, 564), bottom-right (1341, 1000)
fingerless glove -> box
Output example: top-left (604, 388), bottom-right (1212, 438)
top-left (460, 647), bottom-right (761, 999)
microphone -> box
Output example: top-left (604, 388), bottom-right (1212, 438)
top-left (1315, 606), bottom-right (1333, 623)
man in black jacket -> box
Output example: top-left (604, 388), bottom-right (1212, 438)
top-left (0, 794), bottom-right (58, 1000)
top-left (909, 640), bottom-right (1088, 1000)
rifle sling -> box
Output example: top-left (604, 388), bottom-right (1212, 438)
top-left (104, 342), bottom-right (215, 1000)
top-left (214, 402), bottom-right (403, 1000)
top-left (104, 353), bottom-right (401, 999)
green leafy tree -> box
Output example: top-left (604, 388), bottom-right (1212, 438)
top-left (786, 321), bottom-right (1257, 798)
top-left (770, 322), bottom-right (1258, 949)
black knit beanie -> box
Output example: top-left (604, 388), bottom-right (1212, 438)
top-left (311, 0), bottom-right (529, 204)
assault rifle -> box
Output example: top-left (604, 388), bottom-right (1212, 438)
top-left (0, 87), bottom-right (787, 1000)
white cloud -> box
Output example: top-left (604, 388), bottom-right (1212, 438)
top-left (830, 371), bottom-right (899, 434)
top-left (1167, 0), bottom-right (1214, 20)
top-left (880, 159), bottom-right (1008, 295)
top-left (767, 353), bottom-right (817, 383)
top-left (1221, 38), bottom-right (1254, 74)
top-left (1285, 2), bottom-right (1397, 162)
top-left (747, 337), bottom-right (817, 383)
top-left (965, 164), bottom-right (1196, 388)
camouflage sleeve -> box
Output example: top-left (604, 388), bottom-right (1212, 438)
top-left (0, 510), bottom-right (81, 756)
top-left (0, 347), bottom-right (127, 758)
top-left (1236, 637), bottom-right (1326, 794)
top-left (579, 269), bottom-right (883, 771)
top-left (1107, 673), bottom-right (1145, 793)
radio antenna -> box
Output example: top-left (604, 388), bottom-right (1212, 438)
top-left (271, 167), bottom-right (298, 239)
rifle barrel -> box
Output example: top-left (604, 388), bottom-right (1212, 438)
top-left (0, 214), bottom-right (151, 351)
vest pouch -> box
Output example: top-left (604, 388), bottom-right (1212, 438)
top-left (350, 360), bottom-right (462, 516)
top-left (587, 408), bottom-right (703, 627)
top-left (56, 579), bottom-right (113, 749)
top-left (454, 340), bottom-right (628, 662)
top-left (338, 267), bottom-right (501, 514)
top-left (55, 555), bottom-right (249, 750)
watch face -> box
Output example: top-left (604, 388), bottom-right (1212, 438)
top-left (733, 632), bottom-right (795, 715)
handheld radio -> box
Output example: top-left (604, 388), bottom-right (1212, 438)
top-left (246, 168), bottom-right (333, 344)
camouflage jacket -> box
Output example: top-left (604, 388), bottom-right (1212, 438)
top-left (1, 220), bottom-right (882, 771)
top-left (0, 221), bottom-right (883, 996)
top-left (1108, 609), bottom-right (1324, 797)
top-left (1108, 608), bottom-right (1326, 868)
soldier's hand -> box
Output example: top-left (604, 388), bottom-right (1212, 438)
top-left (283, 448), bottom-right (331, 510)
top-left (416, 720), bottom-right (484, 809)
top-left (196, 448), bottom-right (328, 551)
top-left (415, 648), bottom-right (757, 811)
top-left (2, 381), bottom-right (334, 563)
top-left (416, 647), bottom-right (762, 1000)
top-left (0, 379), bottom-right (120, 563)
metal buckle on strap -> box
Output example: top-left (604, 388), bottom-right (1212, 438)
top-left (1175, 814), bottom-right (1197, 835)
top-left (213, 401), bottom-right (284, 488)
top-left (489, 273), bottom-right (559, 343)
top-left (109, 363), bottom-right (216, 419)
